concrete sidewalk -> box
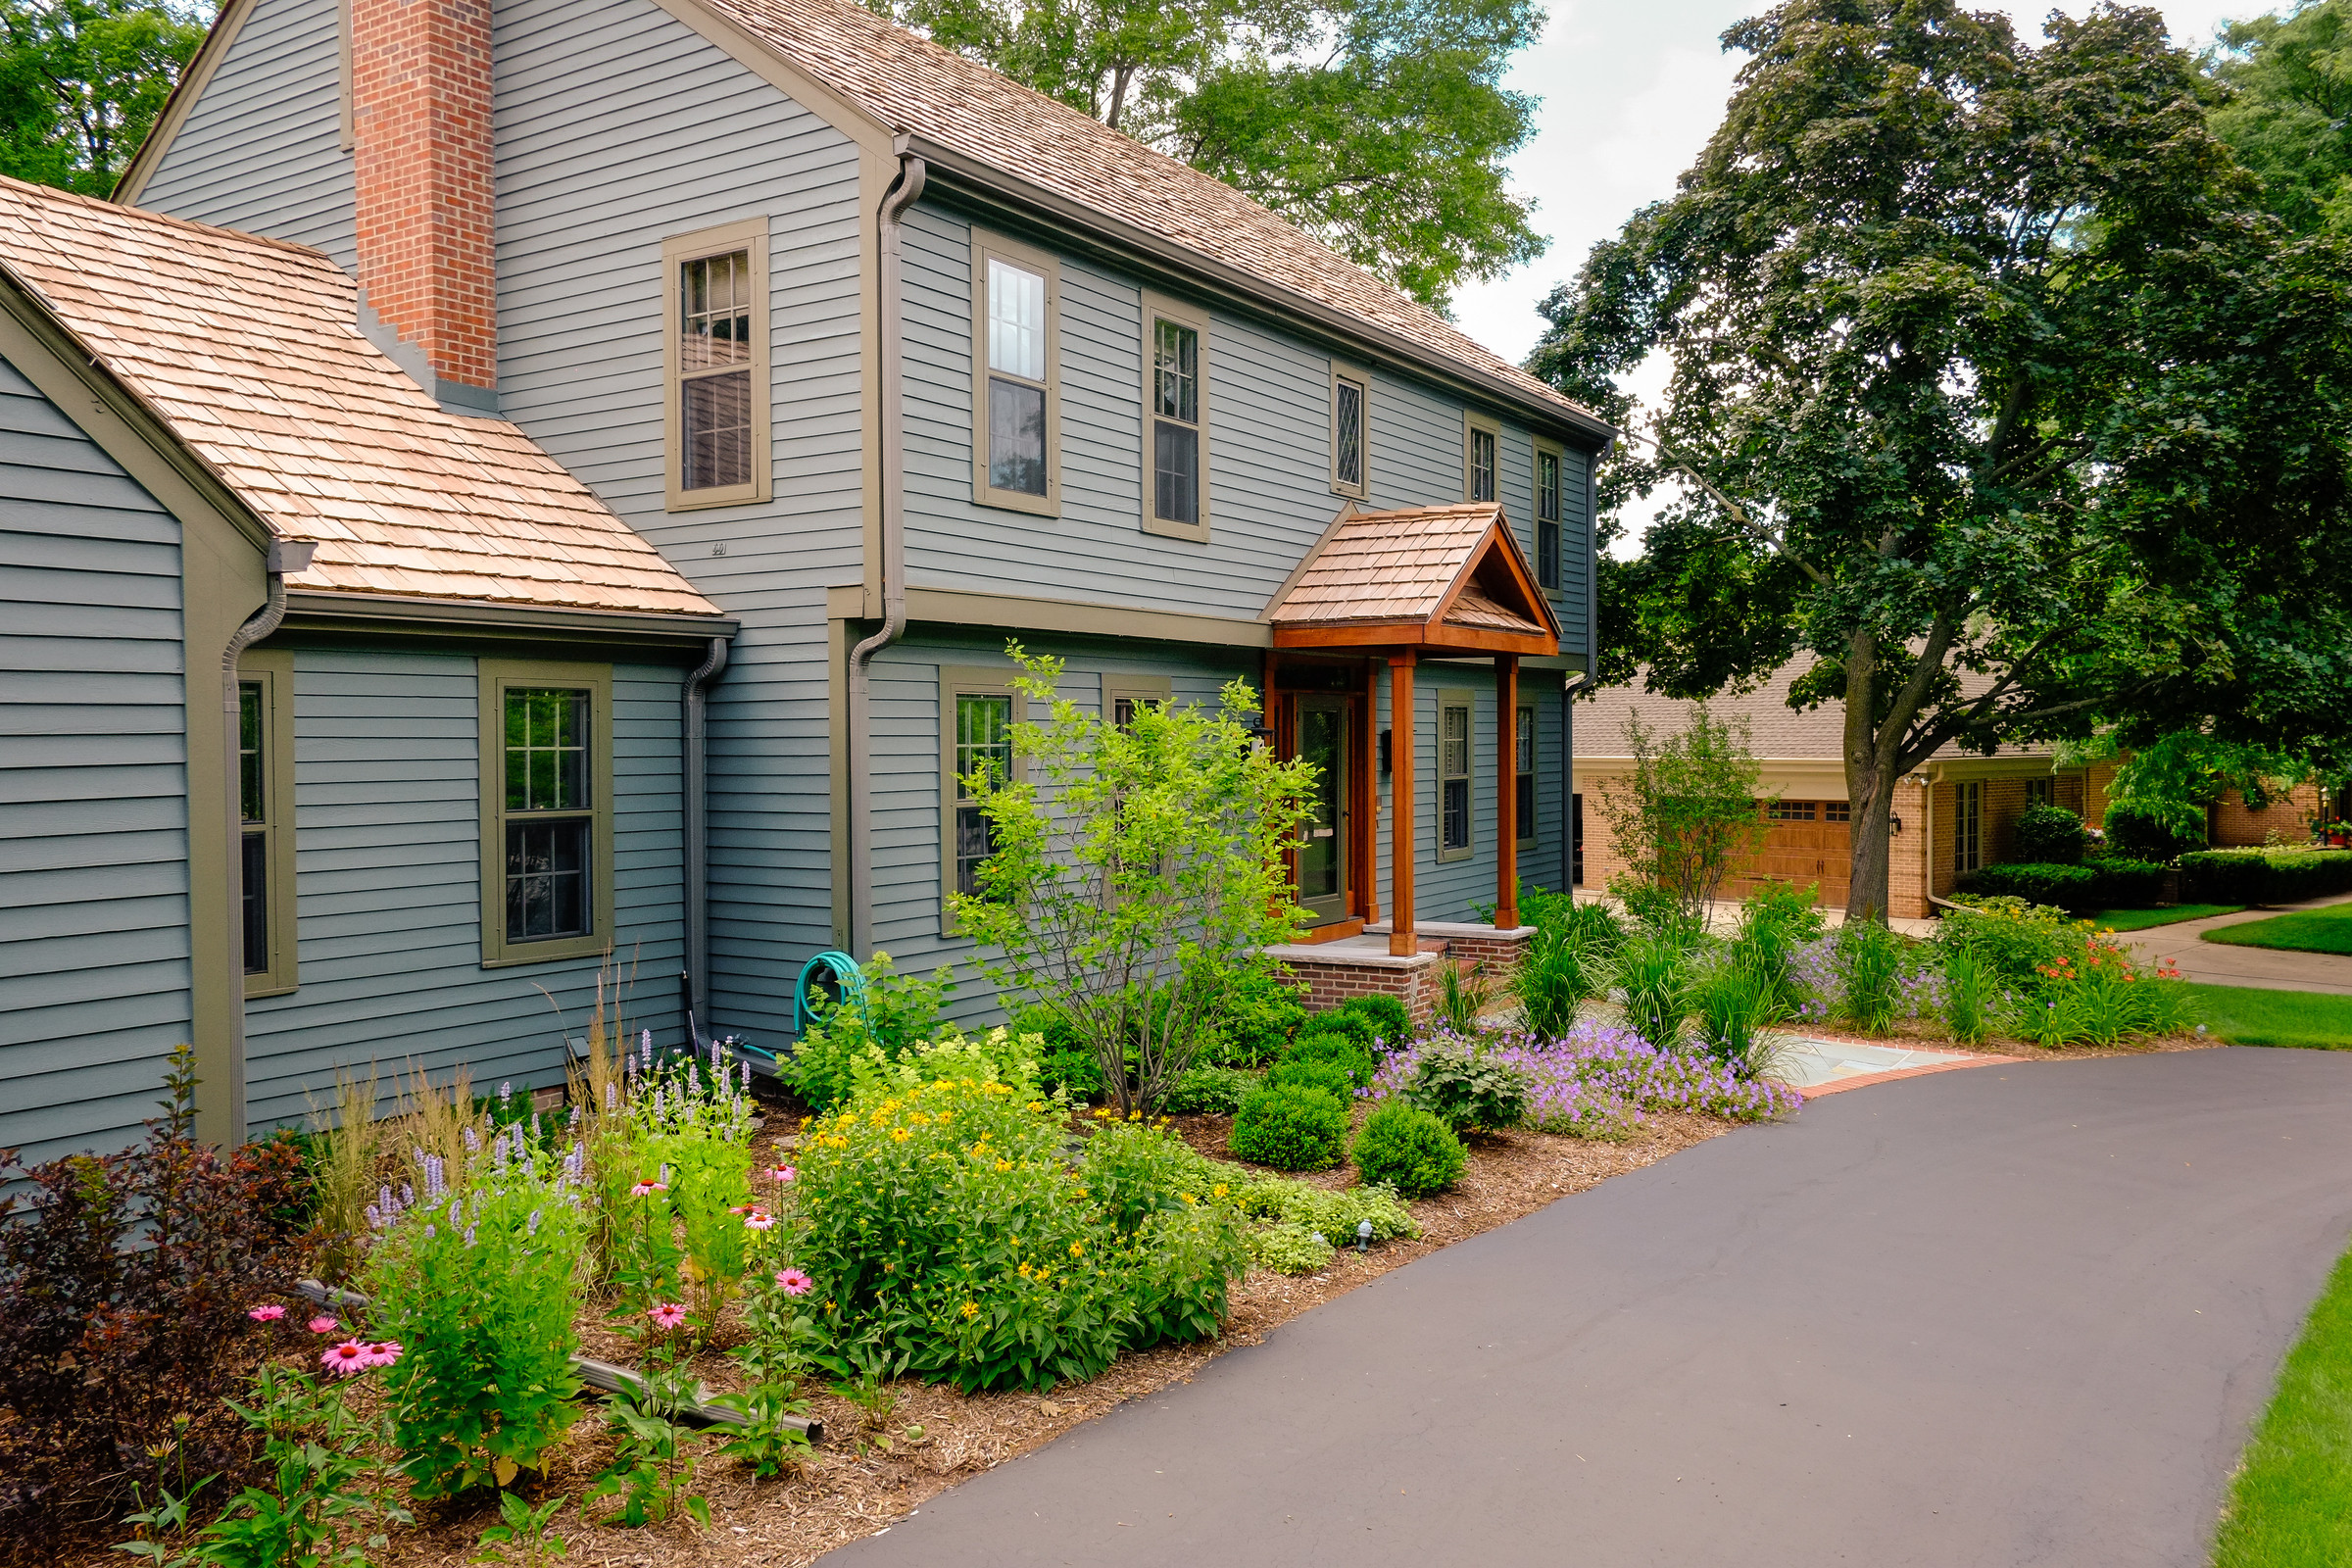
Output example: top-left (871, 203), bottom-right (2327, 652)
top-left (2120, 896), bottom-right (2352, 996)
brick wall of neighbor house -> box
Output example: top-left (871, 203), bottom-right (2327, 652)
top-left (2211, 782), bottom-right (2322, 847)
top-left (351, 0), bottom-right (498, 392)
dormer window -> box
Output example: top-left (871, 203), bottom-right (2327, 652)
top-left (663, 219), bottom-right (771, 511)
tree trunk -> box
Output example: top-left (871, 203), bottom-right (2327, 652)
top-left (1842, 632), bottom-right (1893, 923)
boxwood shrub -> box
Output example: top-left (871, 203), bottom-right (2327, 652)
top-left (1265, 1057), bottom-right (1357, 1107)
top-left (1279, 1031), bottom-right (1376, 1091)
top-left (1228, 1084), bottom-right (1349, 1171)
top-left (1956, 858), bottom-right (2167, 914)
top-left (2012, 804), bottom-right (2087, 865)
top-left (1337, 993), bottom-right (1412, 1045)
top-left (1351, 1102), bottom-right (1466, 1198)
top-left (2180, 849), bottom-right (2352, 906)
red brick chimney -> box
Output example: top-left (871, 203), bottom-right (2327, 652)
top-left (350, 0), bottom-right (497, 412)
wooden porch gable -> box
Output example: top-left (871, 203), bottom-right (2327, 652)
top-left (1261, 502), bottom-right (1560, 656)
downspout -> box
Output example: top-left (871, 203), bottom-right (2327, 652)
top-left (846, 149), bottom-right (928, 960)
top-left (220, 537), bottom-right (314, 1146)
top-left (682, 634), bottom-right (730, 1047)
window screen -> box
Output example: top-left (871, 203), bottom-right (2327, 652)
top-left (680, 250), bottom-right (754, 491)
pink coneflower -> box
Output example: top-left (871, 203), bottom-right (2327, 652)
top-left (726, 1204), bottom-right (749, 1216)
top-left (743, 1209), bottom-right (774, 1232)
top-left (320, 1340), bottom-right (372, 1377)
top-left (648, 1302), bottom-right (689, 1331)
top-left (307, 1316), bottom-right (339, 1334)
top-left (628, 1178), bottom-right (667, 1198)
top-left (246, 1303), bottom-right (286, 1323)
top-left (364, 1341), bottom-right (404, 1369)
top-left (766, 1164), bottom-right (796, 1184)
top-left (775, 1267), bottom-right (813, 1297)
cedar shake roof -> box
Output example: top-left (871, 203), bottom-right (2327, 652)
top-left (702, 0), bottom-right (1600, 433)
top-left (1266, 502), bottom-right (1556, 652)
top-left (1577, 663), bottom-right (2059, 763)
top-left (0, 176), bottom-right (719, 618)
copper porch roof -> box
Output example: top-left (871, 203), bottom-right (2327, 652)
top-left (0, 176), bottom-right (719, 617)
top-left (1265, 503), bottom-right (1553, 642)
top-left (701, 0), bottom-right (1600, 434)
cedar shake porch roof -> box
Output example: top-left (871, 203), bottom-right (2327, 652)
top-left (1263, 503), bottom-right (1559, 656)
top-left (0, 177), bottom-right (720, 618)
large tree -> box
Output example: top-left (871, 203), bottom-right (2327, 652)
top-left (1533, 0), bottom-right (2352, 920)
top-left (2206, 0), bottom-right (2352, 236)
top-left (867, 0), bottom-right (1544, 309)
top-left (0, 0), bottom-right (207, 196)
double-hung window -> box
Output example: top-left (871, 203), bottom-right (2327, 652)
top-left (2025, 776), bottom-right (2054, 808)
top-left (238, 649), bottom-right (297, 995)
top-left (1515, 703), bottom-right (1538, 850)
top-left (663, 219), bottom-right (770, 510)
top-left (971, 229), bottom-right (1059, 514)
top-left (1954, 780), bottom-right (1984, 874)
top-left (1330, 361), bottom-right (1369, 499)
top-left (941, 666), bottom-right (1025, 918)
top-left (1439, 691), bottom-right (1474, 860)
top-left (480, 661), bottom-right (613, 966)
top-left (1465, 413), bottom-right (1498, 504)
top-left (1141, 291), bottom-right (1210, 540)
top-left (1535, 443), bottom-right (1564, 590)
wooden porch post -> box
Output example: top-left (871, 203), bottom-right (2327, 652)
top-left (1494, 654), bottom-right (1520, 930)
top-left (1388, 652), bottom-right (1417, 956)
top-left (1361, 658), bottom-right (1381, 924)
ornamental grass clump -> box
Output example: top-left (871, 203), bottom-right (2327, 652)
top-left (1227, 1083), bottom-right (1350, 1171)
top-left (1612, 926), bottom-right (1694, 1051)
top-left (1350, 1102), bottom-right (1466, 1198)
top-left (796, 1073), bottom-right (1247, 1392)
top-left (362, 1124), bottom-right (590, 1497)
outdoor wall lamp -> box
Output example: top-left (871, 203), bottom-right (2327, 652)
top-left (1890, 816), bottom-right (1904, 835)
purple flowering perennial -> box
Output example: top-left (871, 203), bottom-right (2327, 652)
top-left (1368, 1020), bottom-right (1802, 1131)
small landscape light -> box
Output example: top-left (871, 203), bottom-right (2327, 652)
top-left (1355, 1220), bottom-right (1372, 1252)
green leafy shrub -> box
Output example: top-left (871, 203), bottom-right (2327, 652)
top-left (1397, 1039), bottom-right (1530, 1132)
top-left (2106, 799), bottom-right (2207, 861)
top-left (797, 1073), bottom-right (1247, 1392)
top-left (1936, 897), bottom-right (2088, 983)
top-left (1279, 1031), bottom-right (1376, 1090)
top-left (783, 953), bottom-right (954, 1112)
top-left (1227, 1084), bottom-right (1350, 1171)
top-left (2180, 848), bottom-right (2352, 906)
top-left (1010, 1006), bottom-right (1107, 1101)
top-left (1337, 993), bottom-right (1412, 1044)
top-left (1957, 860), bottom-right (2101, 912)
top-left (1612, 926), bottom-right (1692, 1050)
top-left (364, 1128), bottom-right (590, 1497)
top-left (1298, 1008), bottom-right (1378, 1049)
top-left (1231, 1177), bottom-right (1416, 1245)
top-left (2013, 804), bottom-right (2088, 864)
top-left (1267, 1058), bottom-right (1355, 1106)
top-left (2087, 857), bottom-right (2167, 908)
top-left (1163, 1064), bottom-right (1256, 1114)
top-left (1350, 1102), bottom-right (1466, 1197)
top-left (1209, 964), bottom-right (1307, 1067)
top-left (1249, 1222), bottom-right (1337, 1274)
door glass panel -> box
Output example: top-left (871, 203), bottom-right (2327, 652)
top-left (1294, 701), bottom-right (1348, 920)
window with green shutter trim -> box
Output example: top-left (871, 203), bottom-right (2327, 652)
top-left (479, 661), bottom-right (613, 967)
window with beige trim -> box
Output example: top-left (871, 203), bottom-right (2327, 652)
top-left (1104, 673), bottom-right (1172, 730)
top-left (1330, 360), bottom-right (1369, 499)
top-left (941, 665), bottom-right (1027, 921)
top-left (1439, 689), bottom-right (1474, 861)
top-left (238, 649), bottom-right (298, 996)
top-left (1534, 439), bottom-right (1564, 589)
top-left (1515, 702), bottom-right (1537, 850)
top-left (971, 229), bottom-right (1061, 515)
top-left (1465, 412), bottom-right (1499, 504)
top-left (1140, 290), bottom-right (1211, 541)
top-left (663, 220), bottom-right (771, 510)
top-left (479, 661), bottom-right (615, 967)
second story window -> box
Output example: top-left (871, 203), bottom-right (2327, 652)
top-left (1466, 414), bottom-right (1498, 504)
top-left (663, 219), bottom-right (770, 510)
top-left (1330, 362), bottom-right (1369, 499)
top-left (1536, 445), bottom-right (1563, 589)
top-left (971, 229), bottom-right (1061, 515)
top-left (1141, 291), bottom-right (1211, 541)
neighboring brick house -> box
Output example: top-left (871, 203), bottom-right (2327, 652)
top-left (1570, 667), bottom-right (2319, 920)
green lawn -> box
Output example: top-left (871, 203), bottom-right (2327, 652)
top-left (2185, 984), bottom-right (2352, 1049)
top-left (2205, 900), bottom-right (2352, 956)
top-left (2092, 904), bottom-right (2246, 932)
top-left (2213, 1243), bottom-right (2352, 1567)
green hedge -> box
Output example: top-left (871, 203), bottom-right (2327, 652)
top-left (1957, 858), bottom-right (2168, 914)
top-left (2180, 850), bottom-right (2352, 906)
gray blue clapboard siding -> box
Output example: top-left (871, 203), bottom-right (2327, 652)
top-left (243, 649), bottom-right (689, 1128)
top-left (491, 0), bottom-right (866, 1047)
top-left (0, 357), bottom-right (193, 1163)
top-left (133, 0), bottom-right (357, 270)
top-left (898, 201), bottom-right (1592, 652)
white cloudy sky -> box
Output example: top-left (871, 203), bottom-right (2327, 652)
top-left (1454, 0), bottom-right (2265, 376)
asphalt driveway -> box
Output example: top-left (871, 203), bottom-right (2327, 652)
top-left (825, 1049), bottom-right (2352, 1568)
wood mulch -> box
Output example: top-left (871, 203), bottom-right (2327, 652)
top-left (61, 1107), bottom-right (1733, 1568)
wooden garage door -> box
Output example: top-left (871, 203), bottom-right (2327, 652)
top-left (1727, 801), bottom-right (1850, 907)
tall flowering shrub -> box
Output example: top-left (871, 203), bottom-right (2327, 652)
top-left (362, 1127), bottom-right (590, 1496)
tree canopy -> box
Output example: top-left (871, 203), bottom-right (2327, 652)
top-left (866, 0), bottom-right (1545, 309)
top-left (0, 0), bottom-right (206, 196)
top-left (2206, 0), bottom-right (2352, 235)
top-left (1532, 0), bottom-right (2352, 918)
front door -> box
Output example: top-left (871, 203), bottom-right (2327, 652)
top-left (1294, 697), bottom-right (1351, 924)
